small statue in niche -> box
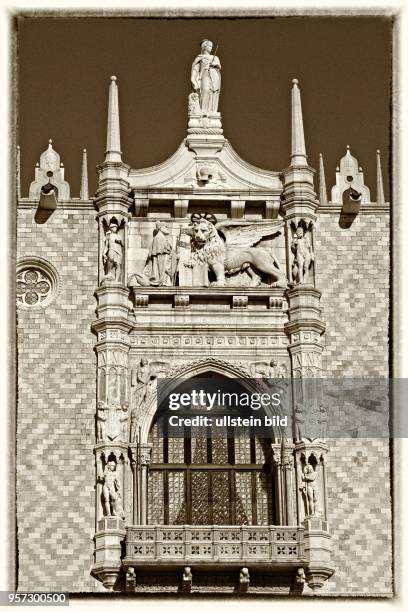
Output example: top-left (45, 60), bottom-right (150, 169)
top-left (300, 464), bottom-right (319, 516)
top-left (101, 460), bottom-right (125, 519)
top-left (309, 402), bottom-right (328, 440)
top-left (294, 403), bottom-right (306, 441)
top-left (131, 222), bottom-right (178, 287)
top-left (96, 400), bottom-right (108, 442)
top-left (120, 402), bottom-right (129, 440)
top-left (103, 221), bottom-right (124, 282)
top-left (191, 39), bottom-right (221, 114)
top-left (129, 406), bottom-right (139, 444)
top-left (317, 403), bottom-right (328, 439)
top-left (291, 223), bottom-right (314, 285)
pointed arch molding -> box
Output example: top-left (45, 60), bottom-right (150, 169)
top-left (139, 356), bottom-right (285, 442)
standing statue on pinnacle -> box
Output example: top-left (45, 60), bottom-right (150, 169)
top-left (191, 39), bottom-right (221, 114)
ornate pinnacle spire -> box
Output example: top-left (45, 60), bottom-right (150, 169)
top-left (16, 145), bottom-right (21, 200)
top-left (319, 153), bottom-right (328, 206)
top-left (80, 148), bottom-right (89, 200)
top-left (105, 76), bottom-right (122, 162)
top-left (376, 149), bottom-right (385, 206)
top-left (290, 78), bottom-right (307, 166)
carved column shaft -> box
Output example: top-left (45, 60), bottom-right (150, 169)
top-left (272, 442), bottom-right (295, 525)
top-left (129, 442), bottom-right (152, 525)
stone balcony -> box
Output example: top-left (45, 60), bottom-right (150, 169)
top-left (123, 525), bottom-right (305, 567)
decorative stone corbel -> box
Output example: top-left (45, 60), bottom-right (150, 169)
top-left (294, 567), bottom-right (305, 593)
top-left (182, 566), bottom-right (192, 592)
top-left (239, 567), bottom-right (250, 592)
top-left (232, 296), bottom-right (248, 309)
top-left (126, 567), bottom-right (136, 592)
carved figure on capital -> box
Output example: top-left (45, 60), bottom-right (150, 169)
top-left (181, 213), bottom-right (288, 288)
top-left (294, 401), bottom-right (327, 441)
top-left (290, 220), bottom-right (314, 285)
top-left (101, 460), bottom-right (125, 519)
top-left (139, 444), bottom-right (152, 467)
top-left (131, 358), bottom-right (157, 408)
top-left (96, 401), bottom-right (108, 442)
top-left (129, 359), bottom-right (157, 441)
top-left (300, 464), bottom-right (319, 516)
top-left (102, 220), bottom-right (124, 282)
top-left (96, 400), bottom-right (128, 442)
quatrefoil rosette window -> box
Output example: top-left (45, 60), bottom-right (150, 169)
top-left (16, 257), bottom-right (60, 309)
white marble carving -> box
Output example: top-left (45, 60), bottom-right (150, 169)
top-left (191, 39), bottom-right (221, 114)
top-left (130, 222), bottom-right (178, 287)
top-left (182, 214), bottom-right (288, 287)
top-left (103, 221), bottom-right (124, 282)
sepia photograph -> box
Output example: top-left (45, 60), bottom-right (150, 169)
top-left (5, 2), bottom-right (405, 605)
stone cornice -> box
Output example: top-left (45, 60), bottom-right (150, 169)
top-left (18, 198), bottom-right (95, 210)
top-left (317, 203), bottom-right (390, 214)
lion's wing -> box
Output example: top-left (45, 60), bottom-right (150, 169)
top-left (216, 221), bottom-right (283, 248)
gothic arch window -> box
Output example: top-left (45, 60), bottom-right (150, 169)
top-left (147, 374), bottom-right (275, 526)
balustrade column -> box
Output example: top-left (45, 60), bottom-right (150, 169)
top-left (139, 443), bottom-right (152, 525)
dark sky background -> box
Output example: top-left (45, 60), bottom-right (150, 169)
top-left (17, 16), bottom-right (392, 200)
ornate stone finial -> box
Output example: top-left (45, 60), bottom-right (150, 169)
top-left (16, 145), bottom-right (21, 200)
top-left (80, 148), bottom-right (89, 200)
top-left (330, 147), bottom-right (371, 204)
top-left (376, 149), bottom-right (385, 206)
top-left (319, 153), bottom-right (328, 206)
top-left (105, 75), bottom-right (122, 162)
top-left (290, 78), bottom-right (307, 167)
top-left (28, 140), bottom-right (70, 200)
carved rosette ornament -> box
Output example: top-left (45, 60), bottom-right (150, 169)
top-left (16, 257), bottom-right (60, 309)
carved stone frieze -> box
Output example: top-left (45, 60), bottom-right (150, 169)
top-left (129, 333), bottom-right (289, 348)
